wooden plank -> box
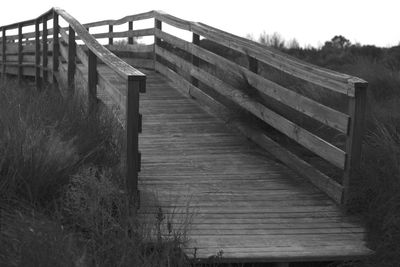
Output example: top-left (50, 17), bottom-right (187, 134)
top-left (154, 11), bottom-right (366, 96)
top-left (191, 33), bottom-right (200, 87)
top-left (155, 47), bottom-right (346, 169)
top-left (18, 24), bottom-right (23, 83)
top-left (68, 26), bottom-right (76, 91)
top-left (53, 11), bottom-right (60, 83)
top-left (54, 8), bottom-right (145, 79)
top-left (107, 44), bottom-right (153, 53)
top-left (83, 11), bottom-right (155, 28)
top-left (155, 30), bottom-right (349, 133)
top-left (128, 21), bottom-right (134, 44)
top-left (108, 25), bottom-right (113, 45)
top-left (35, 19), bottom-right (41, 88)
top-left (342, 81), bottom-right (368, 205)
top-left (42, 16), bottom-right (48, 84)
top-left (89, 28), bottom-right (154, 39)
top-left (88, 50), bottom-right (97, 113)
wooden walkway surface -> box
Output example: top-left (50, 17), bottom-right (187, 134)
top-left (85, 65), bottom-right (371, 262)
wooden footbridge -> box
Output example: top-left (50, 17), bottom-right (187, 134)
top-left (0, 8), bottom-right (373, 265)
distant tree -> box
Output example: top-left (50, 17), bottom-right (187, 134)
top-left (286, 38), bottom-right (300, 49)
top-left (323, 35), bottom-right (351, 49)
top-left (258, 31), bottom-right (285, 49)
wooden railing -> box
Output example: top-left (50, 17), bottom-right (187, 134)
top-left (0, 9), bottom-right (368, 206)
top-left (0, 8), bottom-right (146, 205)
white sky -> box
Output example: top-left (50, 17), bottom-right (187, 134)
top-left (1, 0), bottom-right (399, 48)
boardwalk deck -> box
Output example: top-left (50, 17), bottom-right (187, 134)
top-left (91, 65), bottom-right (372, 262)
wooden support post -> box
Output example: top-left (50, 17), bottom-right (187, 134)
top-left (248, 56), bottom-right (258, 73)
top-left (35, 20), bottom-right (41, 89)
top-left (42, 16), bottom-right (48, 84)
top-left (191, 33), bottom-right (200, 87)
top-left (108, 25), bottom-right (113, 45)
top-left (154, 19), bottom-right (162, 67)
top-left (52, 11), bottom-right (59, 83)
top-left (17, 24), bottom-right (23, 83)
top-left (126, 76), bottom-right (142, 207)
top-left (2, 28), bottom-right (6, 81)
top-left (128, 21), bottom-right (133, 44)
top-left (88, 50), bottom-right (97, 113)
top-left (342, 80), bottom-right (368, 205)
top-left (67, 26), bottom-right (76, 93)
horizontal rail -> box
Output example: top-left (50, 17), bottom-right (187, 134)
top-left (153, 11), bottom-right (367, 96)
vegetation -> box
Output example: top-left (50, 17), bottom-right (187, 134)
top-left (0, 80), bottom-right (189, 266)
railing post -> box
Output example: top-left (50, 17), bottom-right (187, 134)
top-left (342, 80), bottom-right (368, 206)
top-left (108, 25), bottom-right (113, 45)
top-left (88, 50), bottom-right (97, 113)
top-left (2, 28), bottom-right (6, 82)
top-left (52, 11), bottom-right (59, 83)
top-left (191, 33), bottom-right (200, 87)
top-left (35, 19), bottom-right (41, 89)
top-left (154, 19), bottom-right (162, 67)
top-left (126, 76), bottom-right (143, 207)
top-left (128, 21), bottom-right (133, 44)
top-left (42, 16), bottom-right (48, 84)
top-left (248, 56), bottom-right (258, 74)
top-left (67, 26), bottom-right (76, 93)
top-left (17, 23), bottom-right (23, 83)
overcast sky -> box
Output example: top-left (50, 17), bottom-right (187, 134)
top-left (1, 0), bottom-right (399, 48)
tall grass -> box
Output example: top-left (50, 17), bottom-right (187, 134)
top-left (0, 79), bottom-right (190, 266)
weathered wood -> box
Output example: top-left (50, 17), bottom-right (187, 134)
top-left (35, 20), bottom-right (41, 88)
top-left (156, 46), bottom-right (346, 169)
top-left (191, 33), bottom-right (200, 87)
top-left (68, 26), bottom-right (76, 91)
top-left (88, 50), bottom-right (97, 113)
top-left (128, 21), bottom-right (134, 44)
top-left (52, 11), bottom-right (60, 83)
top-left (342, 81), bottom-right (368, 205)
top-left (154, 11), bottom-right (367, 96)
top-left (17, 24), bottom-right (23, 83)
top-left (42, 16), bottom-right (48, 84)
top-left (107, 43), bottom-right (153, 53)
top-left (54, 8), bottom-right (145, 79)
top-left (126, 75), bottom-right (145, 205)
top-left (2, 28), bottom-right (5, 79)
top-left (89, 28), bottom-right (154, 40)
top-left (108, 25), bottom-right (113, 45)
top-left (155, 29), bottom-right (349, 133)
top-left (83, 11), bottom-right (155, 28)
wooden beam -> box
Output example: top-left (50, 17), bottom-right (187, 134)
top-left (67, 26), bottom-right (76, 93)
top-left (128, 21), bottom-right (134, 44)
top-left (88, 50), bottom-right (97, 113)
top-left (35, 20), bottom-right (41, 89)
top-left (126, 76), bottom-right (143, 207)
top-left (17, 24), bottom-right (23, 83)
top-left (108, 25), bottom-right (113, 45)
top-left (154, 18), bottom-right (162, 67)
top-left (342, 81), bottom-right (368, 205)
top-left (52, 11), bottom-right (60, 83)
top-left (2, 28), bottom-right (6, 81)
top-left (191, 33), bottom-right (200, 87)
top-left (42, 16), bottom-right (48, 84)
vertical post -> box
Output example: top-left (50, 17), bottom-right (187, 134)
top-left (108, 25), bottom-right (113, 45)
top-left (42, 16), bottom-right (48, 84)
top-left (2, 28), bottom-right (6, 81)
top-left (52, 11), bottom-right (59, 83)
top-left (154, 19), bottom-right (162, 68)
top-left (67, 26), bottom-right (76, 92)
top-left (342, 80), bottom-right (368, 205)
top-left (248, 56), bottom-right (258, 74)
top-left (128, 21), bottom-right (133, 44)
top-left (191, 33), bottom-right (200, 87)
top-left (126, 76), bottom-right (142, 207)
top-left (17, 24), bottom-right (23, 83)
top-left (88, 50), bottom-right (97, 113)
top-left (35, 19), bottom-right (41, 89)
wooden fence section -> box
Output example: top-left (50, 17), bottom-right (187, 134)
top-left (0, 8), bottom-right (146, 204)
top-left (0, 9), bottom-right (368, 206)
